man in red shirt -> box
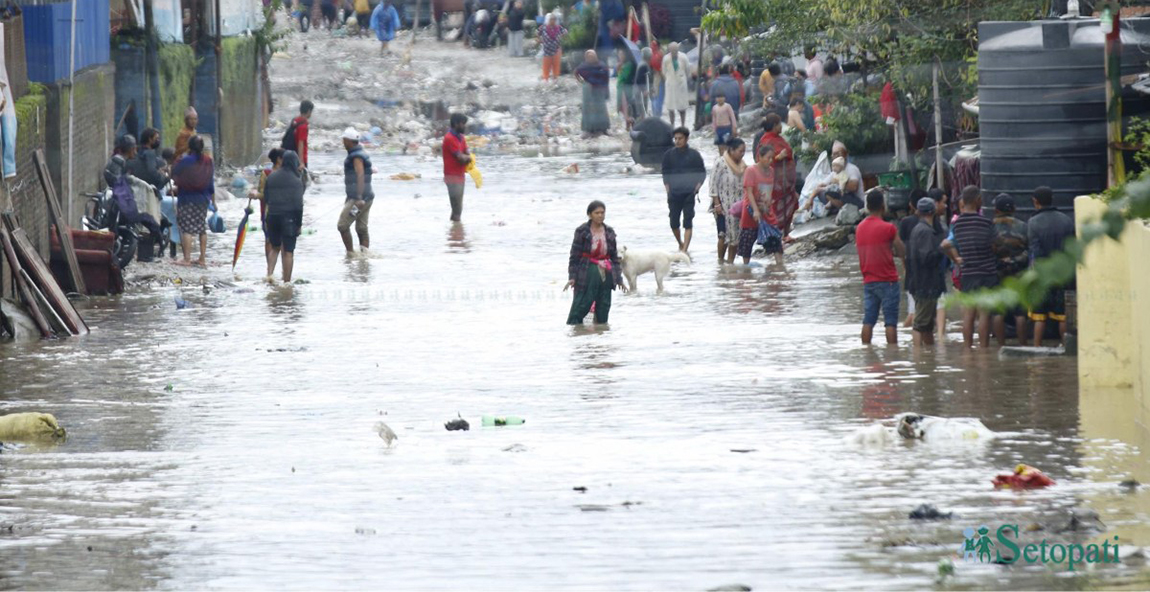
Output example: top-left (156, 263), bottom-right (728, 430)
top-left (442, 113), bottom-right (472, 222)
top-left (855, 189), bottom-right (905, 344)
top-left (281, 100), bottom-right (313, 168)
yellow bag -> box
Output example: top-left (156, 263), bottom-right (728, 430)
top-left (0, 412), bottom-right (67, 441)
top-left (466, 154), bottom-right (483, 189)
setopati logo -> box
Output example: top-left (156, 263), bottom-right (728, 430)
top-left (961, 525), bottom-right (1121, 571)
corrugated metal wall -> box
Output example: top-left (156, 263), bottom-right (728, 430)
top-left (17, 0), bottom-right (111, 84)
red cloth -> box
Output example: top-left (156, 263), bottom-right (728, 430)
top-left (442, 131), bottom-right (469, 183)
top-left (291, 116), bottom-right (309, 167)
top-left (732, 70), bottom-right (745, 105)
top-left (880, 82), bottom-right (899, 122)
top-left (856, 216), bottom-right (899, 283)
top-left (740, 165), bottom-right (776, 229)
top-left (993, 465), bottom-right (1055, 489)
top-left (650, 42), bottom-right (663, 73)
top-left (758, 131), bottom-right (798, 232)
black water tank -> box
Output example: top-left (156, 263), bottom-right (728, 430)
top-left (978, 18), bottom-right (1150, 213)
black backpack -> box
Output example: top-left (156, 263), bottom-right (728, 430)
top-left (281, 119), bottom-right (300, 152)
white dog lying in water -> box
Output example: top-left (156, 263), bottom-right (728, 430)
top-left (620, 247), bottom-right (690, 293)
top-left (846, 413), bottom-right (995, 447)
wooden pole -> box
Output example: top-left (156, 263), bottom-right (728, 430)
top-left (932, 60), bottom-right (945, 193)
top-left (413, 0), bottom-right (422, 44)
top-left (1103, 1), bottom-right (1125, 187)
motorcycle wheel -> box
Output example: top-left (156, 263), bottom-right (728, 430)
top-left (115, 228), bottom-right (138, 270)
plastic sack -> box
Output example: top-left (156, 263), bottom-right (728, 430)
top-left (466, 154), bottom-right (483, 189)
top-left (207, 203), bottom-right (226, 233)
top-left (0, 412), bottom-right (67, 441)
top-left (729, 198), bottom-right (745, 218)
top-left (992, 464), bottom-right (1055, 490)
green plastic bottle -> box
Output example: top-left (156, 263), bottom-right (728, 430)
top-left (482, 415), bottom-right (525, 426)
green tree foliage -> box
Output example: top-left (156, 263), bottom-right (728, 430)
top-left (702, 0), bottom-right (1040, 113)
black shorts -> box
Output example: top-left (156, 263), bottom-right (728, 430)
top-left (1029, 287), bottom-right (1066, 322)
top-left (321, 4), bottom-right (337, 21)
top-left (266, 212), bottom-right (301, 253)
top-left (668, 192), bottom-right (696, 230)
top-left (356, 12), bottom-right (370, 29)
top-left (960, 273), bottom-right (999, 293)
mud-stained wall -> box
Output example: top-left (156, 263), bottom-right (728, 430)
top-left (1075, 196), bottom-right (1149, 403)
top-left (219, 36), bottom-right (262, 166)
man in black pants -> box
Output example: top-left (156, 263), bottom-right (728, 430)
top-left (661, 127), bottom-right (707, 253)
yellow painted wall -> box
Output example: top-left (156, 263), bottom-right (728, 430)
top-left (1076, 196), bottom-right (1150, 550)
top-left (1075, 196), bottom-right (1148, 399)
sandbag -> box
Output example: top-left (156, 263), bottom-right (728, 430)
top-left (0, 412), bottom-right (67, 441)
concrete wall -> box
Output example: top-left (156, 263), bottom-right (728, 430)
top-left (44, 63), bottom-right (117, 228)
top-left (0, 87), bottom-right (49, 299)
top-left (1075, 195), bottom-right (1149, 403)
top-left (219, 35), bottom-right (262, 166)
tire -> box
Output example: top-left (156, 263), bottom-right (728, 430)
top-left (115, 228), bottom-right (138, 270)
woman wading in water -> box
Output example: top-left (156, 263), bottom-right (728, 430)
top-left (566, 200), bottom-right (626, 324)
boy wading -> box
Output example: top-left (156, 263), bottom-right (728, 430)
top-left (337, 127), bottom-right (374, 252)
top-left (661, 127), bottom-right (706, 253)
top-left (442, 113), bottom-right (472, 222)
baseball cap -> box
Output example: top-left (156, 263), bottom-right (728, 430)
top-left (341, 127), bottom-right (360, 141)
top-left (916, 197), bottom-right (936, 214)
top-left (993, 193), bottom-right (1015, 213)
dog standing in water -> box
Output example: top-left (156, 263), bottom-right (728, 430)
top-left (620, 247), bottom-right (690, 293)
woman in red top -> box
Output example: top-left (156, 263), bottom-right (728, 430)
top-left (737, 143), bottom-right (780, 265)
top-left (757, 113), bottom-right (799, 240)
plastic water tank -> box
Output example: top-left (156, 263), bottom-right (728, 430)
top-left (978, 19), bottom-right (1150, 213)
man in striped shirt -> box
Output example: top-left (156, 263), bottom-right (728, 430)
top-left (942, 186), bottom-right (999, 348)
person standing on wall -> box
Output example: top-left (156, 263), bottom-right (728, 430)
top-left (337, 127), bottom-right (374, 253)
top-left (442, 113), bottom-right (472, 223)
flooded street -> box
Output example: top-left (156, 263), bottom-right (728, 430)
top-left (1, 151), bottom-right (1148, 590)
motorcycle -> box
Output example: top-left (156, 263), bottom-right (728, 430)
top-left (82, 183), bottom-right (170, 269)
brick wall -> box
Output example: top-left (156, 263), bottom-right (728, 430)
top-left (44, 63), bottom-right (117, 228)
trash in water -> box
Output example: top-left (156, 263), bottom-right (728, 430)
top-left (937, 558), bottom-right (955, 578)
top-left (175, 297), bottom-right (189, 310)
top-left (164, 383), bottom-right (174, 392)
top-left (707, 585), bottom-right (752, 592)
top-left (444, 414), bottom-right (470, 431)
top-left (502, 443), bottom-right (527, 452)
top-left (729, 449), bottom-right (757, 453)
top-left (374, 421), bottom-right (398, 447)
top-left (1120, 478), bottom-right (1141, 490)
top-left (908, 504), bottom-right (953, 520)
top-left (573, 486), bottom-right (587, 493)
top-left (992, 464), bottom-right (1055, 489)
top-left (576, 504), bottom-right (610, 512)
top-left (354, 527), bottom-right (377, 535)
top-left (482, 415), bottom-right (525, 426)
top-left (389, 172), bottom-right (421, 180)
top-left (0, 412), bottom-right (67, 441)
top-left (562, 163), bottom-right (580, 174)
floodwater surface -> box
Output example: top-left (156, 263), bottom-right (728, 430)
top-left (1, 152), bottom-right (1147, 590)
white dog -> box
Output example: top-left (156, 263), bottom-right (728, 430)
top-left (620, 247), bottom-right (690, 293)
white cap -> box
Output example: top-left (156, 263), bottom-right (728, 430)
top-left (341, 127), bottom-right (360, 141)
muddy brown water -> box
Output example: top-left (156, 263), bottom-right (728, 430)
top-left (1, 152), bottom-right (1147, 590)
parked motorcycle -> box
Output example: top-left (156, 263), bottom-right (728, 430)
top-left (81, 186), bottom-right (169, 269)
